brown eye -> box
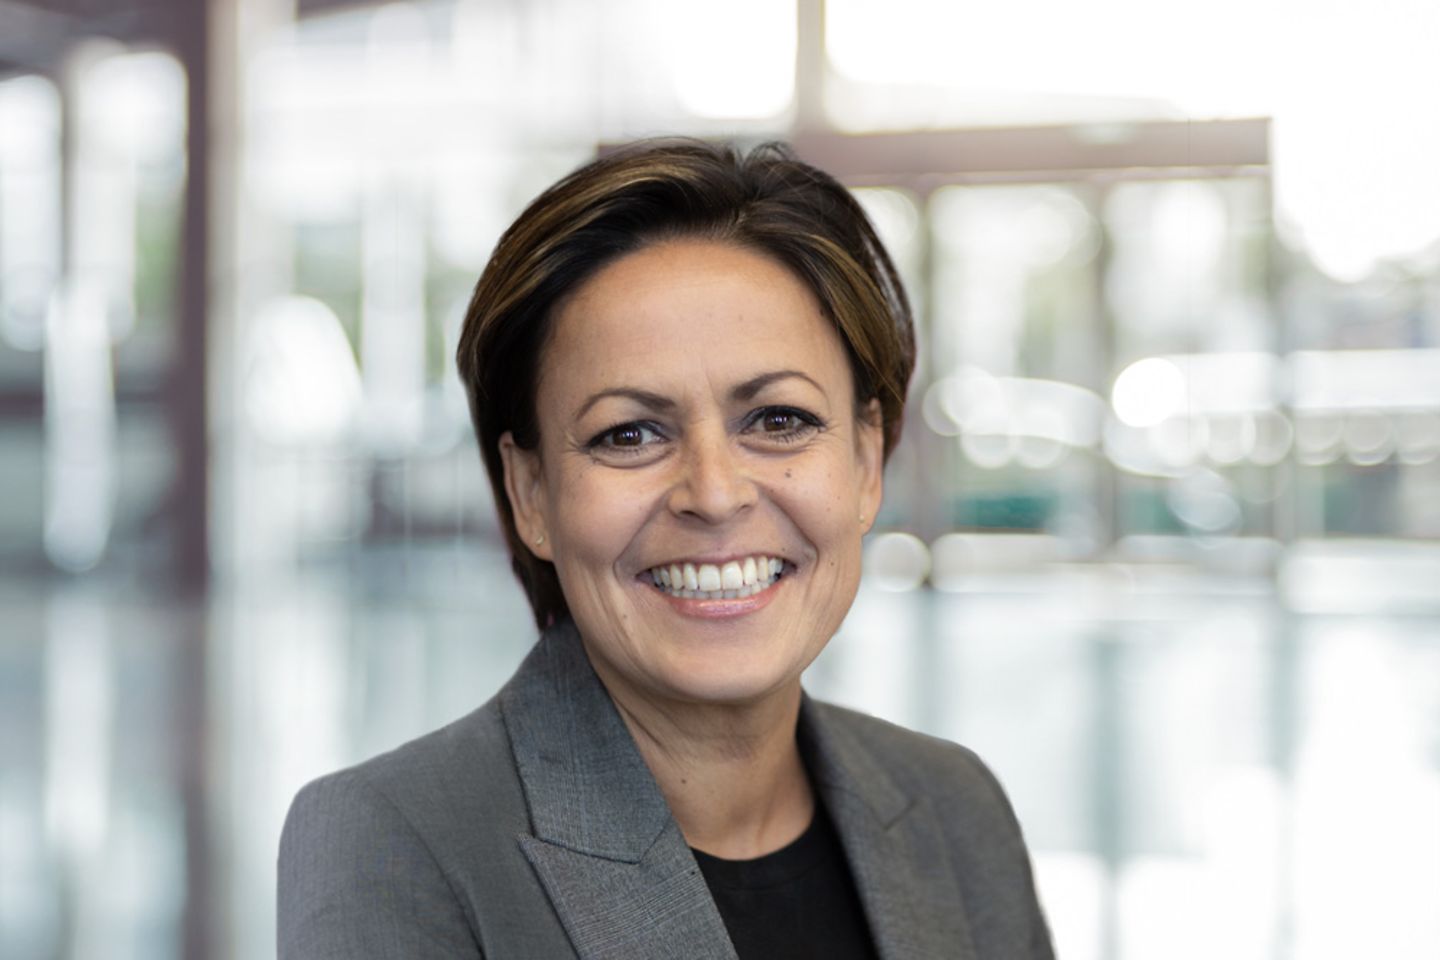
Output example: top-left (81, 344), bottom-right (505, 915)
top-left (610, 425), bottom-right (645, 446)
top-left (762, 410), bottom-right (797, 432)
top-left (744, 406), bottom-right (822, 445)
top-left (585, 421), bottom-right (666, 457)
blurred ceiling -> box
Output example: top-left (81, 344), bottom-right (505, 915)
top-left (0, 0), bottom-right (374, 78)
top-left (0, 0), bottom-right (166, 75)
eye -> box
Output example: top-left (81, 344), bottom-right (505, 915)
top-left (744, 405), bottom-right (823, 445)
top-left (606, 424), bottom-right (650, 447)
top-left (584, 421), bottom-right (667, 457)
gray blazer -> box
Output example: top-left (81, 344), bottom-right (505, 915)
top-left (278, 621), bottom-right (1055, 959)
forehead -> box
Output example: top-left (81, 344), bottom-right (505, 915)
top-left (538, 240), bottom-right (853, 404)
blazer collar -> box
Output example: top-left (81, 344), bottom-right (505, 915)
top-left (499, 622), bottom-right (736, 960)
top-left (499, 619), bottom-right (673, 862)
top-left (802, 699), bottom-right (980, 960)
top-left (799, 693), bottom-right (910, 825)
top-left (499, 621), bottom-right (976, 960)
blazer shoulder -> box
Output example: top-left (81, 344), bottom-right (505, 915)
top-left (806, 698), bottom-right (1039, 865)
top-left (375, 697), bottom-right (505, 784)
top-left (278, 699), bottom-right (533, 959)
top-left (278, 750), bottom-right (489, 959)
top-left (809, 700), bottom-right (1011, 805)
top-left (807, 700), bottom-right (1055, 958)
top-left (286, 695), bottom-right (527, 848)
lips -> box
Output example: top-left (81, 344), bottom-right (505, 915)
top-left (644, 555), bottom-right (786, 600)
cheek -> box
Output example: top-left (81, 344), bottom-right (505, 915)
top-left (775, 464), bottom-right (865, 550)
top-left (546, 466), bottom-right (655, 559)
top-left (800, 452), bottom-right (865, 509)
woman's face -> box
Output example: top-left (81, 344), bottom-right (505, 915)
top-left (501, 240), bottom-right (884, 711)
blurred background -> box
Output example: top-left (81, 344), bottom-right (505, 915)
top-left (2, 1), bottom-right (1438, 958)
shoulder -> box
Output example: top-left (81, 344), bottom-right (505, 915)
top-left (807, 699), bottom-right (1016, 817)
top-left (806, 700), bottom-right (1055, 957)
top-left (282, 694), bottom-right (527, 856)
top-left (289, 695), bottom-right (520, 831)
top-left (278, 700), bottom-right (527, 959)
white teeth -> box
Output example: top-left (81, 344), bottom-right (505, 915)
top-left (646, 554), bottom-right (787, 600)
top-left (720, 562), bottom-right (743, 590)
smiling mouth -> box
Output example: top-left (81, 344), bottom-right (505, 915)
top-left (644, 555), bottom-right (788, 600)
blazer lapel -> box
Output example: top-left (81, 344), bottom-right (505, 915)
top-left (500, 623), bottom-right (736, 960)
top-left (802, 699), bottom-right (980, 960)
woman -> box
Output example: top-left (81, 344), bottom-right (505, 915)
top-left (279, 140), bottom-right (1054, 959)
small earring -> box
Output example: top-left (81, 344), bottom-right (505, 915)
top-left (534, 533), bottom-right (545, 546)
top-left (858, 514), bottom-right (866, 524)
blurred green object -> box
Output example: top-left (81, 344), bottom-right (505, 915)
top-left (952, 492), bottom-right (1057, 531)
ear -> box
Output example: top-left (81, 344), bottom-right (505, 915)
top-left (499, 431), bottom-right (553, 561)
top-left (855, 399), bottom-right (885, 533)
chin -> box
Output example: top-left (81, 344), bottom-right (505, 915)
top-left (650, 645), bottom-right (809, 708)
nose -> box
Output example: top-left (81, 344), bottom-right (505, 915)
top-left (666, 425), bottom-right (757, 524)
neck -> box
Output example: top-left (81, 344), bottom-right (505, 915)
top-left (596, 668), bottom-right (815, 861)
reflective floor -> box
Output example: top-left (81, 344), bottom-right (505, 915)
top-left (3, 542), bottom-right (1438, 960)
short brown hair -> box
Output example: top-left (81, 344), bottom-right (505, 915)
top-left (456, 139), bottom-right (915, 628)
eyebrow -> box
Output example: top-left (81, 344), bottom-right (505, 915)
top-left (729, 369), bottom-right (825, 402)
top-left (573, 370), bottom-right (826, 421)
top-left (574, 388), bottom-right (677, 421)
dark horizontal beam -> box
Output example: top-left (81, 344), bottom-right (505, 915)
top-left (790, 118), bottom-right (1270, 188)
top-left (0, 380), bottom-right (177, 419)
top-left (0, 0), bottom-right (74, 75)
top-left (0, 0), bottom-right (184, 78)
top-left (297, 0), bottom-right (386, 18)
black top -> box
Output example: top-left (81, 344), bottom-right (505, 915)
top-left (691, 802), bottom-right (880, 960)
